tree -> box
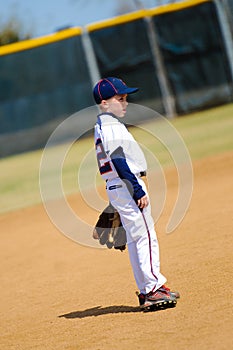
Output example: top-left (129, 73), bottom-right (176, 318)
top-left (0, 16), bottom-right (32, 46)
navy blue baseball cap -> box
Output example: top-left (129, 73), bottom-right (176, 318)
top-left (93, 77), bottom-right (139, 104)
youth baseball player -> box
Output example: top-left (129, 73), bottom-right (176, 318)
top-left (93, 77), bottom-right (180, 310)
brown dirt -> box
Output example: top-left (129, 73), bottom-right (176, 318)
top-left (0, 151), bottom-right (233, 350)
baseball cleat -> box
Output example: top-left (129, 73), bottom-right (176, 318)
top-left (141, 289), bottom-right (177, 312)
top-left (158, 285), bottom-right (180, 299)
top-left (136, 291), bottom-right (146, 308)
top-left (143, 299), bottom-right (177, 312)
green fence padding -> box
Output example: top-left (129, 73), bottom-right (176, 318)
top-left (0, 35), bottom-right (93, 134)
top-left (153, 1), bottom-right (233, 113)
top-left (89, 18), bottom-right (165, 114)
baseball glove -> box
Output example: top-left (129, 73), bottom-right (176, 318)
top-left (93, 203), bottom-right (127, 251)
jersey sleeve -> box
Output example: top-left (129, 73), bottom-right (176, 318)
top-left (110, 146), bottom-right (146, 201)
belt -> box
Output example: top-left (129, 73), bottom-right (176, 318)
top-left (106, 171), bottom-right (147, 185)
top-left (108, 184), bottom-right (122, 190)
top-left (138, 171), bottom-right (147, 177)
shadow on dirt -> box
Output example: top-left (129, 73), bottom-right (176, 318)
top-left (58, 305), bottom-right (141, 319)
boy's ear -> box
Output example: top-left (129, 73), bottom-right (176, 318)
top-left (101, 100), bottom-right (108, 108)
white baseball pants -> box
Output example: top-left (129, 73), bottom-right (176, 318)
top-left (107, 177), bottom-right (166, 294)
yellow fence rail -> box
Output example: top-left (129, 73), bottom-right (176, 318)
top-left (0, 0), bottom-right (211, 55)
top-left (0, 27), bottom-right (82, 56)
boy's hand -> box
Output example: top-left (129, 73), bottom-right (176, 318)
top-left (137, 195), bottom-right (149, 209)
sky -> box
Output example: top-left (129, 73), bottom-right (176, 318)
top-left (0, 0), bottom-right (166, 38)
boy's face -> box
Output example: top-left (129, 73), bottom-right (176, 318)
top-left (101, 94), bottom-right (128, 118)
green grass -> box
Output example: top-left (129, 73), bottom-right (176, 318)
top-left (0, 103), bottom-right (233, 214)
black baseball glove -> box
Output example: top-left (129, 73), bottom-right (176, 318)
top-left (93, 203), bottom-right (127, 251)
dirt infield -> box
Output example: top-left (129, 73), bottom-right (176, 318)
top-left (0, 151), bottom-right (232, 350)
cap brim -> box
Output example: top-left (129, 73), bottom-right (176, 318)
top-left (118, 87), bottom-right (139, 95)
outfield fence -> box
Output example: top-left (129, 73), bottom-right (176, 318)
top-left (0, 0), bottom-right (233, 156)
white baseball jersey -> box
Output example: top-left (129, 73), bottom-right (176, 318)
top-left (94, 113), bottom-right (147, 182)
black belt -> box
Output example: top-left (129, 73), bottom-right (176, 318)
top-left (139, 171), bottom-right (147, 177)
top-left (106, 171), bottom-right (146, 186)
top-left (108, 185), bottom-right (123, 190)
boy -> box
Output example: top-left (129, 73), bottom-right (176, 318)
top-left (93, 77), bottom-right (179, 310)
